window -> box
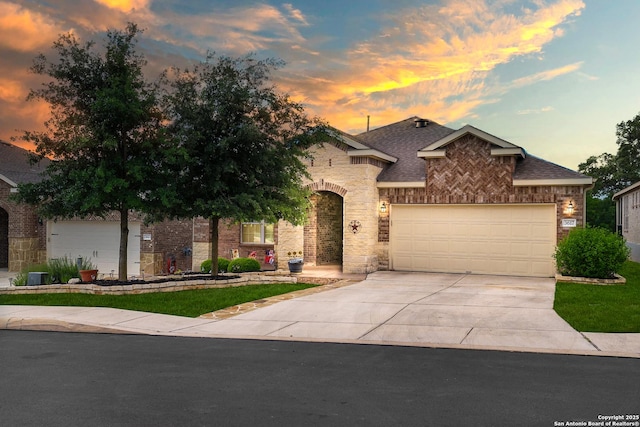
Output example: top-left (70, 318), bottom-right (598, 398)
top-left (241, 221), bottom-right (274, 244)
top-left (623, 195), bottom-right (629, 232)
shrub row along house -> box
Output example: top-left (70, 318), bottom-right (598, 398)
top-left (1, 117), bottom-right (593, 278)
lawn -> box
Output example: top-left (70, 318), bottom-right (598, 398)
top-left (554, 261), bottom-right (640, 332)
top-left (0, 283), bottom-right (317, 318)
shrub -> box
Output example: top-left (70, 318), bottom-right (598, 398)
top-left (554, 227), bottom-right (630, 279)
top-left (12, 256), bottom-right (96, 286)
top-left (200, 259), bottom-right (212, 273)
top-left (12, 263), bottom-right (50, 286)
top-left (228, 257), bottom-right (261, 273)
top-left (218, 257), bottom-right (230, 273)
top-left (200, 257), bottom-right (230, 273)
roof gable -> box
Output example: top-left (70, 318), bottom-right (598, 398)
top-left (324, 128), bottom-right (397, 163)
top-left (613, 180), bottom-right (640, 200)
top-left (418, 125), bottom-right (525, 159)
top-left (355, 117), bottom-right (456, 184)
top-left (0, 141), bottom-right (50, 187)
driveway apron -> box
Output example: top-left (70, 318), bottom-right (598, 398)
top-left (184, 271), bottom-right (598, 353)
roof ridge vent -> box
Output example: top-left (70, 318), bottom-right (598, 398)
top-left (414, 117), bottom-right (429, 128)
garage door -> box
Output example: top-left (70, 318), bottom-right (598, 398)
top-left (390, 204), bottom-right (556, 277)
top-left (48, 220), bottom-right (141, 277)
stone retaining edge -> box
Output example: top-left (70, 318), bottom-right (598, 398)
top-left (555, 273), bottom-right (626, 285)
top-left (0, 273), bottom-right (305, 296)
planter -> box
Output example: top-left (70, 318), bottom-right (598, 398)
top-left (287, 259), bottom-right (304, 274)
top-left (79, 269), bottom-right (99, 283)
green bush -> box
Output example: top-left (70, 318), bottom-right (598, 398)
top-left (200, 257), bottom-right (230, 273)
top-left (228, 257), bottom-right (261, 273)
top-left (218, 257), bottom-right (230, 273)
top-left (554, 227), bottom-right (630, 279)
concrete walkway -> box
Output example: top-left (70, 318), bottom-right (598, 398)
top-left (1, 270), bottom-right (639, 357)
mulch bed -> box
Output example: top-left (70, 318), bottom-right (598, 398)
top-left (90, 274), bottom-right (240, 287)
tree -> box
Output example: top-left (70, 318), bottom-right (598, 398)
top-left (12, 23), bottom-right (170, 280)
top-left (161, 54), bottom-right (325, 276)
top-left (578, 111), bottom-right (640, 230)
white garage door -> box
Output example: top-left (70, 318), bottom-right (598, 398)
top-left (390, 204), bottom-right (556, 277)
top-left (48, 220), bottom-right (141, 277)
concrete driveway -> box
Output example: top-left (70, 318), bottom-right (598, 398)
top-left (186, 271), bottom-right (598, 353)
top-left (3, 271), bottom-right (639, 356)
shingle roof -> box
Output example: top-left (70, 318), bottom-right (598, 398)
top-left (0, 140), bottom-right (50, 186)
top-left (513, 154), bottom-right (590, 181)
top-left (355, 117), bottom-right (456, 182)
top-left (350, 117), bottom-right (591, 184)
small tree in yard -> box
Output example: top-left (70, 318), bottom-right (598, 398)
top-left (554, 227), bottom-right (630, 279)
top-left (161, 54), bottom-right (325, 276)
top-left (11, 24), bottom-right (171, 280)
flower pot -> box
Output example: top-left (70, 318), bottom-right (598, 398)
top-left (287, 259), bottom-right (304, 273)
top-left (79, 269), bottom-right (98, 283)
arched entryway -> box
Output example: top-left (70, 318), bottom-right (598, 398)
top-left (0, 207), bottom-right (8, 269)
top-left (304, 191), bottom-right (344, 266)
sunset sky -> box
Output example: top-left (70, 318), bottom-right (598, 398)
top-left (1, 0), bottom-right (639, 170)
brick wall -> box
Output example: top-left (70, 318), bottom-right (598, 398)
top-left (0, 180), bottom-right (46, 271)
top-left (303, 195), bottom-right (317, 265)
top-left (425, 136), bottom-right (514, 201)
top-left (315, 192), bottom-right (343, 264)
top-left (140, 219), bottom-right (193, 273)
top-left (0, 206), bottom-right (7, 268)
top-left (193, 218), bottom-right (277, 270)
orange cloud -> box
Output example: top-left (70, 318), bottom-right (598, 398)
top-left (94, 0), bottom-right (150, 13)
top-left (0, 1), bottom-right (66, 52)
top-left (510, 62), bottom-right (584, 88)
top-left (277, 0), bottom-right (585, 133)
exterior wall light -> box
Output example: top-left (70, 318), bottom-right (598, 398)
top-left (380, 202), bottom-right (387, 213)
top-left (566, 201), bottom-right (574, 215)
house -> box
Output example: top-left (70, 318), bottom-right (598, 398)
top-left (613, 181), bottom-right (640, 262)
top-left (5, 116), bottom-right (595, 279)
top-left (0, 141), bottom-right (193, 276)
top-left (0, 141), bottom-right (49, 271)
top-left (197, 117), bottom-right (593, 278)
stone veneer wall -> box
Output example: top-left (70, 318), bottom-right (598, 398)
top-left (0, 180), bottom-right (46, 272)
top-left (276, 142), bottom-right (383, 274)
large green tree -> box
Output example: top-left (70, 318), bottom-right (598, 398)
top-left (578, 112), bottom-right (640, 231)
top-left (12, 23), bottom-right (171, 280)
top-left (161, 54), bottom-right (325, 276)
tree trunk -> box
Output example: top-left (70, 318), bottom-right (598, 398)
top-left (209, 216), bottom-right (219, 277)
top-left (119, 208), bottom-right (129, 281)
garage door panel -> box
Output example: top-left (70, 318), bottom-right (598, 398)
top-left (48, 221), bottom-right (141, 276)
top-left (390, 204), bottom-right (556, 277)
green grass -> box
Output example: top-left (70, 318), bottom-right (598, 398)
top-left (554, 261), bottom-right (640, 332)
top-left (0, 283), bottom-right (317, 318)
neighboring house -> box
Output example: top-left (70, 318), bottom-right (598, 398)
top-left (613, 181), bottom-right (640, 262)
top-left (0, 141), bottom-right (192, 276)
top-left (197, 117), bottom-right (593, 278)
top-left (0, 141), bottom-right (49, 271)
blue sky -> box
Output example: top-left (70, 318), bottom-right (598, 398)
top-left (1, 0), bottom-right (639, 170)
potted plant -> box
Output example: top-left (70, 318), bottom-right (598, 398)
top-left (287, 251), bottom-right (304, 273)
top-left (79, 269), bottom-right (98, 283)
top-left (77, 257), bottom-right (98, 283)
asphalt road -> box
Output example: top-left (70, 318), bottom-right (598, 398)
top-left (1, 331), bottom-right (638, 426)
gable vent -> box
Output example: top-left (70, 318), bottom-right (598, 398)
top-left (414, 118), bottom-right (429, 128)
